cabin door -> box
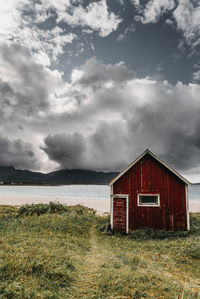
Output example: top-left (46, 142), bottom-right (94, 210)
top-left (113, 195), bottom-right (129, 233)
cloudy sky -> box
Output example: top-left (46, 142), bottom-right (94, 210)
top-left (1, 0), bottom-right (200, 181)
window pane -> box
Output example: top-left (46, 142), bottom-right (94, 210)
top-left (140, 195), bottom-right (157, 204)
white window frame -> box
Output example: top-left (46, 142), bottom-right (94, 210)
top-left (137, 193), bottom-right (160, 207)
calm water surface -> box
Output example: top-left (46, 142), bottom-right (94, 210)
top-left (0, 184), bottom-right (199, 201)
top-left (188, 185), bottom-right (200, 201)
top-left (0, 185), bottom-right (110, 200)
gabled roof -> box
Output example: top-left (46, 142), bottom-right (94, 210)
top-left (109, 149), bottom-right (190, 186)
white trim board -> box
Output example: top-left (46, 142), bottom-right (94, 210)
top-left (109, 149), bottom-right (190, 186)
top-left (185, 185), bottom-right (190, 231)
top-left (111, 194), bottom-right (129, 234)
top-left (110, 185), bottom-right (113, 230)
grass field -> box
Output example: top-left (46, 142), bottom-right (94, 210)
top-left (0, 203), bottom-right (200, 298)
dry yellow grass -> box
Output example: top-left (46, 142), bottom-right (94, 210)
top-left (0, 204), bottom-right (200, 298)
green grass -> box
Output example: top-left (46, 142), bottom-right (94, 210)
top-left (0, 204), bottom-right (200, 298)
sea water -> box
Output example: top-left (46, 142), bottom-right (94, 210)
top-left (0, 184), bottom-right (199, 203)
top-left (0, 185), bottom-right (111, 212)
top-left (0, 185), bottom-right (110, 201)
top-left (0, 185), bottom-right (110, 200)
top-left (188, 184), bottom-right (200, 201)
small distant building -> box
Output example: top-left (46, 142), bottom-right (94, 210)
top-left (109, 149), bottom-right (190, 233)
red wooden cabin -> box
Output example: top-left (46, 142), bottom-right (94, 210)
top-left (109, 149), bottom-right (190, 233)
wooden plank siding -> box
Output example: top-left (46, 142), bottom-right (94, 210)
top-left (112, 153), bottom-right (187, 231)
top-left (113, 198), bottom-right (126, 232)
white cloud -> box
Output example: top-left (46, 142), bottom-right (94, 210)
top-left (193, 70), bottom-right (200, 82)
top-left (130, 0), bottom-right (140, 6)
top-left (0, 0), bottom-right (76, 64)
top-left (173, 0), bottom-right (200, 46)
top-left (136, 0), bottom-right (200, 49)
top-left (13, 25), bottom-right (76, 65)
top-left (61, 0), bottom-right (121, 37)
top-left (0, 0), bottom-right (121, 65)
top-left (34, 0), bottom-right (71, 20)
top-left (0, 41), bottom-right (63, 119)
top-left (141, 0), bottom-right (175, 23)
top-left (72, 57), bottom-right (134, 85)
top-left (0, 0), bottom-right (25, 36)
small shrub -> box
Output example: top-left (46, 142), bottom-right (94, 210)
top-left (129, 227), bottom-right (189, 240)
top-left (74, 204), bottom-right (96, 215)
top-left (49, 202), bottom-right (70, 214)
top-left (96, 215), bottom-right (113, 235)
top-left (17, 202), bottom-right (69, 217)
top-left (190, 213), bottom-right (200, 235)
top-left (97, 215), bottom-right (198, 239)
top-left (181, 243), bottom-right (200, 259)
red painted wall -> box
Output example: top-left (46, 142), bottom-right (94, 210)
top-left (113, 153), bottom-right (187, 231)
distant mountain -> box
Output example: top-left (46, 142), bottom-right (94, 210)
top-left (0, 166), bottom-right (119, 185)
top-left (0, 166), bottom-right (46, 184)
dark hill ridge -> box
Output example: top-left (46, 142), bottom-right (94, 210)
top-left (0, 166), bottom-right (119, 185)
top-left (46, 169), bottom-right (119, 184)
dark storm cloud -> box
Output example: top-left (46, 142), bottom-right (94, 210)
top-left (42, 122), bottom-right (128, 171)
top-left (42, 133), bottom-right (86, 169)
top-left (0, 135), bottom-right (39, 170)
top-left (0, 38), bottom-right (200, 176)
top-left (41, 58), bottom-right (200, 172)
top-left (42, 107), bottom-right (200, 172)
top-left (125, 89), bottom-right (200, 170)
top-left (0, 52), bottom-right (196, 173)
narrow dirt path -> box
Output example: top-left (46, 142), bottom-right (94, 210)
top-left (68, 224), bottom-right (106, 298)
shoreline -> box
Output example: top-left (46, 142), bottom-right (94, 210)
top-left (189, 200), bottom-right (200, 213)
top-left (0, 196), bottom-right (110, 215)
top-left (0, 196), bottom-right (199, 214)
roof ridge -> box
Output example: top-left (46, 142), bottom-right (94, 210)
top-left (109, 149), bottom-right (190, 186)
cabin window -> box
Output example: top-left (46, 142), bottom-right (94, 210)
top-left (137, 194), bottom-right (160, 207)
